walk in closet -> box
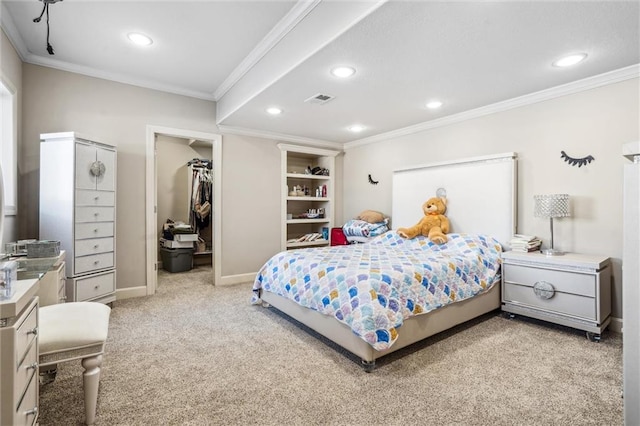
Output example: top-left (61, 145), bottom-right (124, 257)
top-left (156, 135), bottom-right (213, 270)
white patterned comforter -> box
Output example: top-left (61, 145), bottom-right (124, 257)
top-left (253, 232), bottom-right (502, 351)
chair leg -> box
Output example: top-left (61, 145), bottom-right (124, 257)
top-left (81, 354), bottom-right (103, 426)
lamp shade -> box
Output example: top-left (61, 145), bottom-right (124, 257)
top-left (534, 194), bottom-right (570, 218)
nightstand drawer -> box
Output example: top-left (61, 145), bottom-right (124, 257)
top-left (504, 282), bottom-right (596, 320)
top-left (504, 264), bottom-right (595, 297)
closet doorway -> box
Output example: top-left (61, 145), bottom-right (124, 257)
top-left (145, 126), bottom-right (222, 295)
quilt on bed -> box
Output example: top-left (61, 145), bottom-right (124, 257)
top-left (252, 232), bottom-right (502, 351)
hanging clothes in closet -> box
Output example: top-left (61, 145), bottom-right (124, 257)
top-left (188, 159), bottom-right (213, 233)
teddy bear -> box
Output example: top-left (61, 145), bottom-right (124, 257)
top-left (397, 197), bottom-right (450, 244)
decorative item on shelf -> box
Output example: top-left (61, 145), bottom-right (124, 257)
top-left (312, 167), bottom-right (329, 176)
top-left (534, 194), bottom-right (570, 256)
top-left (560, 151), bottom-right (595, 167)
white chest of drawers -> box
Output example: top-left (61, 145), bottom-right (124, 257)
top-left (501, 251), bottom-right (612, 340)
top-left (39, 132), bottom-right (117, 304)
top-left (0, 279), bottom-right (40, 426)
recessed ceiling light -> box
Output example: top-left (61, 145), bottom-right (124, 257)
top-left (266, 107), bottom-right (282, 115)
top-left (349, 124), bottom-right (365, 133)
top-left (553, 53), bottom-right (588, 68)
top-left (127, 32), bottom-right (153, 46)
top-left (331, 66), bottom-right (356, 78)
top-left (426, 100), bottom-right (443, 109)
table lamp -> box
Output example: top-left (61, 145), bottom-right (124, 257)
top-left (534, 194), bottom-right (570, 256)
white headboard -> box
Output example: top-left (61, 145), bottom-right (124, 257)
top-left (392, 152), bottom-right (517, 247)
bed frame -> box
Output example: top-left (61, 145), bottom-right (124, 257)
top-left (262, 152), bottom-right (518, 371)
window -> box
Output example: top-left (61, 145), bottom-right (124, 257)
top-left (0, 76), bottom-right (17, 215)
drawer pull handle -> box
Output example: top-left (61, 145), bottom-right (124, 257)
top-left (94, 260), bottom-right (100, 265)
top-left (94, 244), bottom-right (99, 249)
top-left (94, 196), bottom-right (99, 200)
top-left (27, 327), bottom-right (38, 337)
top-left (26, 362), bottom-right (38, 371)
top-left (24, 407), bottom-right (38, 416)
top-left (94, 212), bottom-right (99, 216)
top-left (533, 281), bottom-right (555, 299)
top-left (93, 229), bottom-right (99, 233)
top-left (94, 285), bottom-right (100, 290)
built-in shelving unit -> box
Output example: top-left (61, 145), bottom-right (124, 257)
top-left (278, 144), bottom-right (340, 251)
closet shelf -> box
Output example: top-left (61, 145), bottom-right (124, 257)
top-left (286, 197), bottom-right (329, 201)
top-left (286, 173), bottom-right (330, 180)
top-left (287, 219), bottom-right (330, 224)
top-left (286, 240), bottom-right (329, 248)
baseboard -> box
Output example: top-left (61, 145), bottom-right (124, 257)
top-left (219, 272), bottom-right (255, 286)
top-left (609, 316), bottom-right (623, 334)
top-left (115, 286), bottom-right (148, 300)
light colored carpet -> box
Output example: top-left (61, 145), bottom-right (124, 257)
top-left (38, 266), bottom-right (622, 425)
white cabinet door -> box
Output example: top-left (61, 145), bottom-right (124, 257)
top-left (75, 143), bottom-right (116, 191)
top-left (96, 146), bottom-right (116, 191)
top-left (75, 143), bottom-right (97, 190)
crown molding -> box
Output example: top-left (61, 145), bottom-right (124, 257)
top-left (1, 1), bottom-right (214, 101)
top-left (344, 64), bottom-right (640, 150)
top-left (1, 2), bottom-right (28, 61)
top-left (212, 0), bottom-right (322, 101)
top-left (217, 124), bottom-right (342, 150)
top-left (27, 53), bottom-right (216, 101)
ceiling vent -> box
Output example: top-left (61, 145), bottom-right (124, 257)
top-left (304, 93), bottom-right (335, 105)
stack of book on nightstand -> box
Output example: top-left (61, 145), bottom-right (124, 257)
top-left (509, 234), bottom-right (542, 252)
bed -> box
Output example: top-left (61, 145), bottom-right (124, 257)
top-left (253, 152), bottom-right (517, 370)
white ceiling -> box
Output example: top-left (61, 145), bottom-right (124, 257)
top-left (2, 1), bottom-right (639, 146)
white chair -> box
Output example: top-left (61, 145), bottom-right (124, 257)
top-left (39, 302), bottom-right (111, 425)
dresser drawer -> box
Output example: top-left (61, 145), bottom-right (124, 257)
top-left (15, 372), bottom-right (38, 426)
top-left (15, 339), bottom-right (38, 403)
top-left (503, 282), bottom-right (596, 320)
top-left (75, 272), bottom-right (115, 302)
top-left (75, 237), bottom-right (114, 257)
top-left (15, 305), bottom-right (38, 369)
top-left (503, 264), bottom-right (595, 297)
top-left (75, 206), bottom-right (115, 223)
top-left (76, 190), bottom-right (115, 207)
top-left (76, 222), bottom-right (114, 240)
top-left (75, 253), bottom-right (114, 275)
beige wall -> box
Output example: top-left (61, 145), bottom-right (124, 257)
top-left (0, 29), bottom-right (22, 247)
top-left (219, 133), bottom-right (282, 276)
top-left (343, 78), bottom-right (640, 320)
top-left (22, 64), bottom-right (217, 288)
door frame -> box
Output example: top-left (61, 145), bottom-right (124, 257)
top-left (145, 125), bottom-right (222, 294)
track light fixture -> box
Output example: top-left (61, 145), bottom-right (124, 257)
top-left (32, 0), bottom-right (63, 55)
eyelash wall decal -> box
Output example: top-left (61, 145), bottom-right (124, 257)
top-left (560, 151), bottom-right (595, 167)
top-left (368, 174), bottom-right (379, 185)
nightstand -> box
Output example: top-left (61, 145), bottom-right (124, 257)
top-left (501, 251), bottom-right (612, 341)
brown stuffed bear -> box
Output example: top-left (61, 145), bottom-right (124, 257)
top-left (397, 197), bottom-right (450, 244)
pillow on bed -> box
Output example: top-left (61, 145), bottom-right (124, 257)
top-left (342, 219), bottom-right (389, 238)
top-left (356, 210), bottom-right (386, 224)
